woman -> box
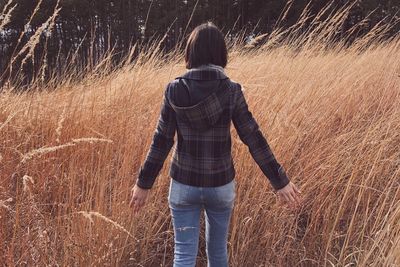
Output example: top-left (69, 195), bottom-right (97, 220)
top-left (130, 21), bottom-right (302, 267)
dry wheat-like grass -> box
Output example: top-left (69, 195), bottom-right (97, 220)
top-left (1, 2), bottom-right (400, 267)
top-left (76, 211), bottom-right (138, 241)
top-left (0, 0), bottom-right (17, 31)
top-left (20, 137), bottom-right (113, 163)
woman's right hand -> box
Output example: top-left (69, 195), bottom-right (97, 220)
top-left (129, 184), bottom-right (150, 215)
top-left (276, 181), bottom-right (302, 209)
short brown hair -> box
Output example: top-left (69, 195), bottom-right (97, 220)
top-left (185, 22), bottom-right (228, 69)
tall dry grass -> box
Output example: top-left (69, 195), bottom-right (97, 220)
top-left (1, 2), bottom-right (400, 266)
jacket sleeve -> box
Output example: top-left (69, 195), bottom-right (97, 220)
top-left (135, 84), bottom-right (177, 189)
top-left (232, 84), bottom-right (290, 190)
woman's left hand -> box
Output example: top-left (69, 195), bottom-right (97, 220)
top-left (129, 184), bottom-right (150, 215)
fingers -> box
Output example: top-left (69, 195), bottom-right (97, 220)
top-left (131, 197), bottom-right (145, 215)
top-left (277, 193), bottom-right (285, 204)
top-left (130, 191), bottom-right (139, 207)
top-left (129, 195), bottom-right (137, 208)
top-left (132, 199), bottom-right (139, 214)
top-left (277, 186), bottom-right (302, 210)
top-left (285, 191), bottom-right (296, 209)
top-left (293, 183), bottom-right (301, 194)
top-left (278, 192), bottom-right (292, 208)
top-left (290, 189), bottom-right (301, 206)
top-left (292, 184), bottom-right (303, 206)
top-left (133, 201), bottom-right (140, 214)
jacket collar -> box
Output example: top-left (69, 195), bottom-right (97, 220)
top-left (175, 64), bottom-right (228, 81)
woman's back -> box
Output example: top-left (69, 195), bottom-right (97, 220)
top-left (136, 63), bottom-right (290, 190)
top-left (166, 64), bottom-right (238, 187)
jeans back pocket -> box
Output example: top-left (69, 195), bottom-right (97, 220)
top-left (210, 179), bottom-right (236, 208)
top-left (168, 179), bottom-right (194, 207)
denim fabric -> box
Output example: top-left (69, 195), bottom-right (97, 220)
top-left (168, 178), bottom-right (236, 267)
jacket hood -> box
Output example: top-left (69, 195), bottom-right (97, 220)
top-left (167, 66), bottom-right (231, 131)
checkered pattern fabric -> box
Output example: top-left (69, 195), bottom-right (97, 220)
top-left (136, 66), bottom-right (290, 190)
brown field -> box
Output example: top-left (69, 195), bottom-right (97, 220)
top-left (1, 4), bottom-right (400, 266)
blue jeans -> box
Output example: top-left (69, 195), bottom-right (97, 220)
top-left (168, 178), bottom-right (236, 267)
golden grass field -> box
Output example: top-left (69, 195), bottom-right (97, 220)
top-left (1, 4), bottom-right (400, 267)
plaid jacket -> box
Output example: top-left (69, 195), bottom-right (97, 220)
top-left (135, 66), bottom-right (290, 190)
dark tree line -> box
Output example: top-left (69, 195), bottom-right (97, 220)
top-left (0, 0), bottom-right (399, 86)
